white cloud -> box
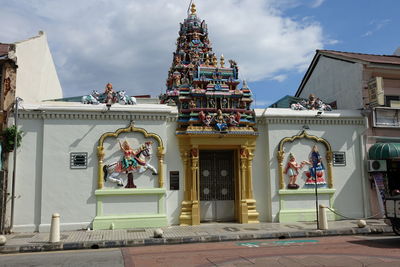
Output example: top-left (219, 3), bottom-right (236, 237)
top-left (310, 0), bottom-right (325, 8)
top-left (272, 74), bottom-right (288, 82)
top-left (362, 19), bottom-right (390, 37)
top-left (0, 0), bottom-right (324, 97)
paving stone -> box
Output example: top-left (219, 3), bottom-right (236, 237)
top-left (0, 220), bottom-right (394, 254)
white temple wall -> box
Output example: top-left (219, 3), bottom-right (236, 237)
top-left (163, 119), bottom-right (184, 225)
top-left (9, 104), bottom-right (370, 231)
top-left (252, 122), bottom-right (270, 222)
top-left (12, 104), bottom-right (177, 231)
top-left (264, 110), bottom-right (369, 222)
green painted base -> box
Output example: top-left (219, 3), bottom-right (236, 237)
top-left (94, 188), bottom-right (167, 230)
top-left (279, 209), bottom-right (336, 223)
top-left (93, 214), bottom-right (168, 230)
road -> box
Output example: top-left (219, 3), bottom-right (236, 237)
top-left (1, 234), bottom-right (400, 266)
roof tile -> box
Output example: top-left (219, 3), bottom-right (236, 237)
top-left (319, 49), bottom-right (400, 65)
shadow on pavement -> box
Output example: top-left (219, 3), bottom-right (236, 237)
top-left (348, 234), bottom-right (400, 248)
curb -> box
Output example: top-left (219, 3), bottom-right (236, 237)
top-left (0, 225), bottom-right (393, 254)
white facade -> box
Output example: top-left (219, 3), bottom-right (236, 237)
top-left (7, 102), bottom-right (370, 232)
top-left (14, 31), bottom-right (63, 103)
top-left (261, 108), bottom-right (368, 221)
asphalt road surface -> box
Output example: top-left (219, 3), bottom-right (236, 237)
top-left (1, 234), bottom-right (400, 266)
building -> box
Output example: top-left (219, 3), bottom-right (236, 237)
top-left (0, 31), bottom-right (63, 233)
top-left (2, 3), bottom-right (371, 232)
top-left (295, 49), bottom-right (400, 215)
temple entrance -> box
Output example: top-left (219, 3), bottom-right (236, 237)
top-left (200, 150), bottom-right (235, 222)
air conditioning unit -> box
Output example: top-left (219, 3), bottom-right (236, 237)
top-left (368, 160), bottom-right (387, 172)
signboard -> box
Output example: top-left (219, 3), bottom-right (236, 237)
top-left (368, 76), bottom-right (384, 107)
top-left (169, 171), bottom-right (179, 190)
top-left (333, 151), bottom-right (346, 166)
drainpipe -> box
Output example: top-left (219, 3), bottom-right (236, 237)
top-left (9, 97), bottom-right (22, 232)
top-left (359, 110), bottom-right (370, 217)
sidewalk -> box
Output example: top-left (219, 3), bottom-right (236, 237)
top-left (0, 219), bottom-right (393, 254)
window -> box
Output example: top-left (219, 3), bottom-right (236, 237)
top-left (385, 95), bottom-right (400, 108)
top-left (70, 152), bottom-right (88, 169)
top-left (374, 107), bottom-right (400, 128)
top-left (333, 152), bottom-right (346, 166)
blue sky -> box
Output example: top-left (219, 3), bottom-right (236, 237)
top-left (251, 0), bottom-right (400, 107)
top-left (0, 0), bottom-right (399, 107)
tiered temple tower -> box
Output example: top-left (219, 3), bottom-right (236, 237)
top-left (160, 3), bottom-right (256, 134)
top-left (161, 2), bottom-right (259, 226)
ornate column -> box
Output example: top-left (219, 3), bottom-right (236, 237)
top-left (277, 150), bottom-right (285, 189)
top-left (179, 149), bottom-right (193, 225)
top-left (157, 147), bottom-right (165, 188)
top-left (246, 147), bottom-right (259, 223)
top-left (97, 146), bottom-right (105, 189)
top-left (326, 151), bottom-right (333, 188)
top-left (190, 148), bottom-right (200, 225)
top-left (239, 147), bottom-right (248, 223)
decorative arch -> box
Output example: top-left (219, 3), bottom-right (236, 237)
top-left (97, 122), bottom-right (165, 189)
top-left (277, 130), bottom-right (333, 189)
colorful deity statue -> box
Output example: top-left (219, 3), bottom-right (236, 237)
top-left (104, 83), bottom-right (116, 106)
top-left (284, 153), bottom-right (305, 189)
top-left (103, 140), bottom-right (157, 188)
top-left (291, 94), bottom-right (332, 111)
top-left (303, 145), bottom-right (326, 186)
top-left (214, 109), bottom-right (228, 131)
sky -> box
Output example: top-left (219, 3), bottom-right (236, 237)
top-left (0, 0), bottom-right (399, 107)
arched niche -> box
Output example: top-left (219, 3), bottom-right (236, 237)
top-left (97, 122), bottom-right (165, 189)
top-left (277, 130), bottom-right (333, 189)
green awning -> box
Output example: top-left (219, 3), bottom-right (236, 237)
top-left (368, 143), bottom-right (400, 160)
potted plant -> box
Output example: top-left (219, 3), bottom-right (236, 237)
top-left (1, 126), bottom-right (22, 153)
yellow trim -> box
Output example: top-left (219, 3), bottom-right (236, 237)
top-left (97, 123), bottom-right (165, 189)
top-left (177, 133), bottom-right (259, 225)
top-left (277, 130), bottom-right (333, 189)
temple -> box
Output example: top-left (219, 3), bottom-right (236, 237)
top-left (1, 2), bottom-right (377, 233)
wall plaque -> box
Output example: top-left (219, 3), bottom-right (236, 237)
top-left (170, 171), bottom-right (179, 190)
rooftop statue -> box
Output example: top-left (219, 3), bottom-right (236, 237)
top-left (291, 94), bottom-right (332, 111)
top-left (81, 83), bottom-right (137, 108)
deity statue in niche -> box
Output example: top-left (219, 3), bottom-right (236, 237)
top-left (103, 140), bottom-right (157, 188)
top-left (214, 109), bottom-right (228, 131)
top-left (303, 145), bottom-right (326, 186)
top-left (190, 32), bottom-right (202, 47)
top-left (172, 72), bottom-right (181, 87)
top-left (198, 111), bottom-right (212, 127)
top-left (284, 153), bottom-right (305, 189)
top-left (228, 112), bottom-right (240, 126)
top-left (181, 75), bottom-right (190, 85)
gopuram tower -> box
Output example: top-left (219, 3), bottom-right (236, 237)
top-left (161, 2), bottom-right (259, 225)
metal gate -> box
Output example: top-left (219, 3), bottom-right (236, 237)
top-left (200, 150), bottom-right (235, 222)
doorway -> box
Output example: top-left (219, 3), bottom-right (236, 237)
top-left (199, 150), bottom-right (235, 222)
